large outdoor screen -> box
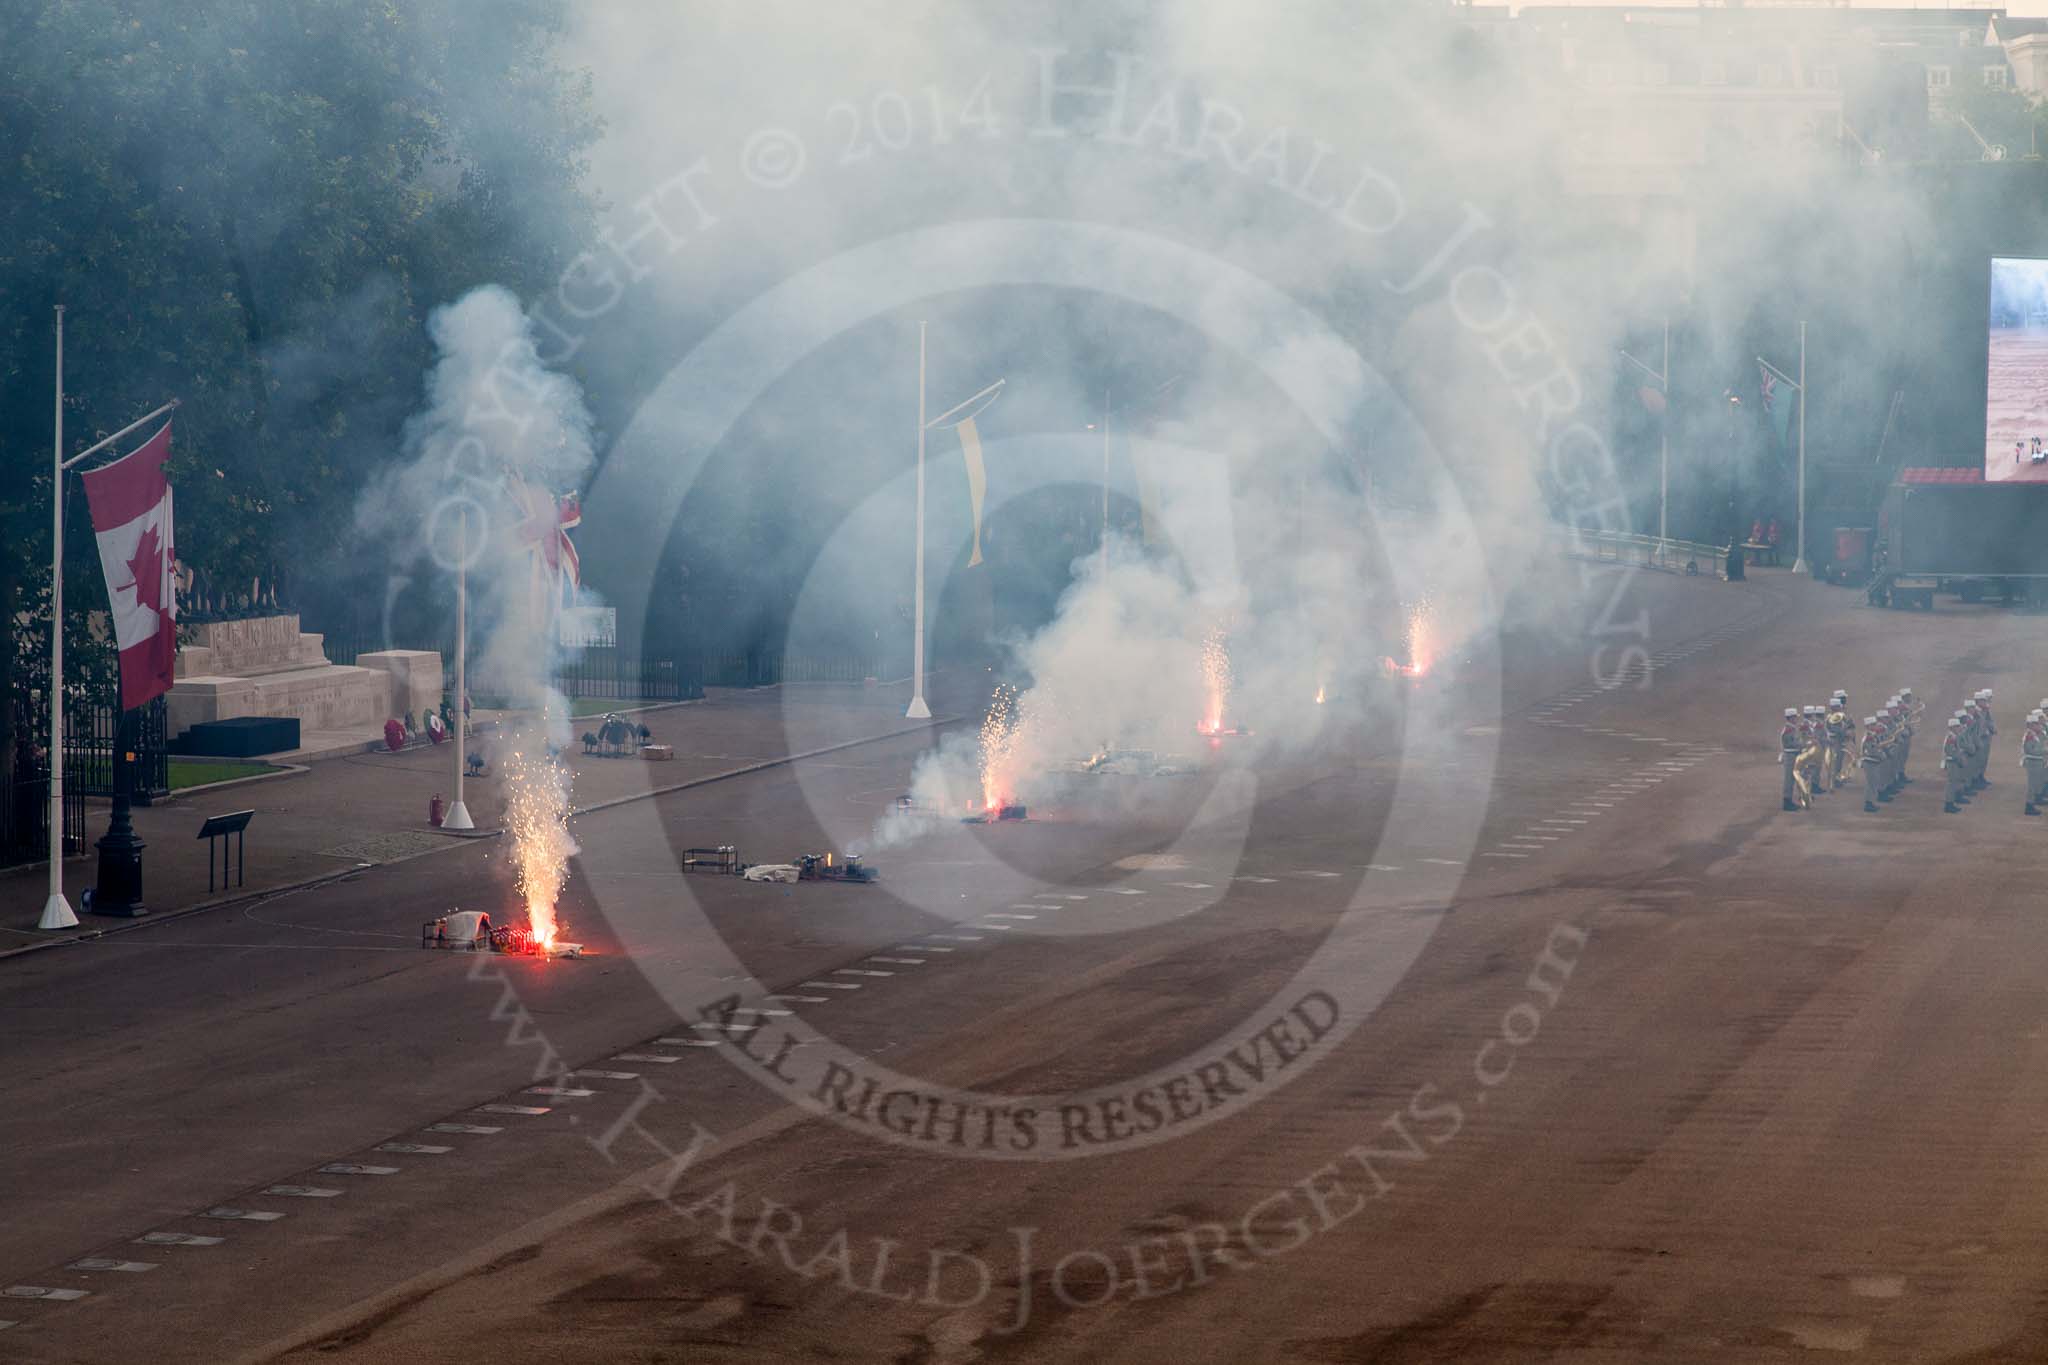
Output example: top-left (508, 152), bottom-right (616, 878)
top-left (1987, 256), bottom-right (2048, 481)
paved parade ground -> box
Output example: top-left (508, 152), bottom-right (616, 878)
top-left (11, 561), bottom-right (2048, 1363)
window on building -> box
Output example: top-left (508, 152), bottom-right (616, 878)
top-left (1928, 65), bottom-right (1952, 89)
top-left (1985, 64), bottom-right (2010, 88)
top-left (1811, 64), bottom-right (1838, 89)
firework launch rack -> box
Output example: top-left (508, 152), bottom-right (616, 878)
top-left (795, 851), bottom-right (879, 883)
top-left (419, 911), bottom-right (585, 957)
top-left (961, 804), bottom-right (1028, 824)
top-left (679, 845), bottom-right (880, 884)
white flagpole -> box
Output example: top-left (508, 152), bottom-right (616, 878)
top-left (1659, 316), bottom-right (1669, 545)
top-left (1101, 389), bottom-right (1111, 578)
top-left (444, 504), bottom-right (475, 830)
top-left (1792, 320), bottom-right (1809, 575)
top-left (907, 322), bottom-right (931, 720)
top-left (41, 306), bottom-right (76, 931)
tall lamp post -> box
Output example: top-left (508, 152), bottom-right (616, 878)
top-left (905, 324), bottom-right (1002, 721)
top-left (1618, 318), bottom-right (1671, 545)
top-left (1758, 324), bottom-right (1809, 574)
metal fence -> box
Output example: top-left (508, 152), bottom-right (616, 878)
top-left (553, 650), bottom-right (703, 702)
top-left (703, 654), bottom-right (884, 687)
top-left (66, 696), bottom-right (169, 802)
top-left (1552, 526), bottom-right (1732, 578)
top-left (0, 768), bottom-right (85, 867)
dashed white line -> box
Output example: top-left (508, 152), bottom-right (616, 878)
top-left (802, 980), bottom-right (864, 990)
top-left (926, 934), bottom-right (984, 942)
top-left (264, 1185), bottom-right (345, 1197)
top-left (766, 994), bottom-right (829, 1004)
top-left (428, 1121), bottom-right (504, 1133)
top-left (985, 913), bottom-right (1037, 921)
top-left (612, 1053), bottom-right (681, 1064)
top-left (4, 1288), bottom-right (88, 1301)
top-left (376, 1142), bottom-right (453, 1155)
top-left (1421, 858), bottom-right (1464, 866)
top-left (869, 956), bottom-right (926, 965)
top-left (135, 1233), bottom-right (223, 1247)
top-left (476, 1104), bottom-right (550, 1116)
top-left (67, 1259), bottom-right (156, 1273)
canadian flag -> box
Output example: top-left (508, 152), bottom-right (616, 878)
top-left (82, 422), bottom-right (177, 710)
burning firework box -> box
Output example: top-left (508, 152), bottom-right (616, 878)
top-left (795, 852), bottom-right (878, 883)
top-left (642, 743), bottom-right (674, 761)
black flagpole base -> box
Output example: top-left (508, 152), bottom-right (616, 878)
top-left (92, 706), bottom-right (149, 918)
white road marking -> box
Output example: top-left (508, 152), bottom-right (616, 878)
top-left (869, 956), bottom-right (926, 965)
top-left (1520, 835), bottom-right (1561, 841)
top-left (1499, 843), bottom-right (1546, 850)
top-left (1109, 888), bottom-right (1147, 895)
top-left (319, 1163), bottom-right (400, 1176)
top-left (1482, 852), bottom-right (1528, 859)
top-left (1294, 871), bottom-right (1341, 878)
top-left (263, 1185), bottom-right (345, 1197)
top-left (568, 1070), bottom-right (639, 1080)
top-left (684, 1021), bottom-right (758, 1033)
top-left (612, 1053), bottom-right (681, 1064)
top-left (1234, 877), bottom-right (1277, 884)
top-left (524, 1086), bottom-right (596, 1098)
top-left (928, 933), bottom-right (984, 941)
top-left (985, 913), bottom-right (1037, 920)
top-left (802, 980), bottom-right (863, 990)
top-left (1366, 864), bottom-right (1401, 872)
top-left (4, 1288), bottom-right (88, 1301)
top-left (201, 1208), bottom-right (284, 1222)
top-left (477, 1104), bottom-right (550, 1115)
top-left (428, 1122), bottom-right (504, 1134)
top-left (376, 1143), bottom-right (453, 1155)
top-left (1048, 893), bottom-right (1089, 900)
top-left (766, 994), bottom-right (830, 1004)
top-left (905, 945), bottom-right (955, 953)
top-left (1421, 858), bottom-right (1464, 866)
top-left (834, 967), bottom-right (895, 976)
top-left (1170, 882), bottom-right (1214, 889)
top-left (135, 1233), bottom-right (223, 1247)
top-left (977, 922), bottom-right (1019, 931)
top-left (67, 1259), bottom-right (156, 1273)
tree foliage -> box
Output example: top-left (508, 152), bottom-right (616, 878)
top-left (0, 0), bottom-right (600, 767)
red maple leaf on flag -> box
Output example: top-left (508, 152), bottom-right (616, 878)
top-left (124, 524), bottom-right (165, 618)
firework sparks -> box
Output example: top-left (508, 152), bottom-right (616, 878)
top-left (1382, 598), bottom-right (1437, 681)
top-left (1315, 684), bottom-right (1326, 705)
top-left (501, 724), bottom-right (575, 951)
top-left (1199, 624), bottom-right (1231, 734)
top-left (978, 684), bottom-right (1022, 813)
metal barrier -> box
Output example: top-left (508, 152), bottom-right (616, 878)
top-left (1552, 526), bottom-right (1732, 579)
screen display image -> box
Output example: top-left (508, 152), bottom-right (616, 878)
top-left (1986, 256), bottom-right (2048, 481)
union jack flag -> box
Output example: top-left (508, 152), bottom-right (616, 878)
top-left (1759, 363), bottom-right (1778, 412)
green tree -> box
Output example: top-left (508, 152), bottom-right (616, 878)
top-left (0, 0), bottom-right (599, 786)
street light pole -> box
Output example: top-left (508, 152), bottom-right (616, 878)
top-left (444, 504), bottom-right (474, 830)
